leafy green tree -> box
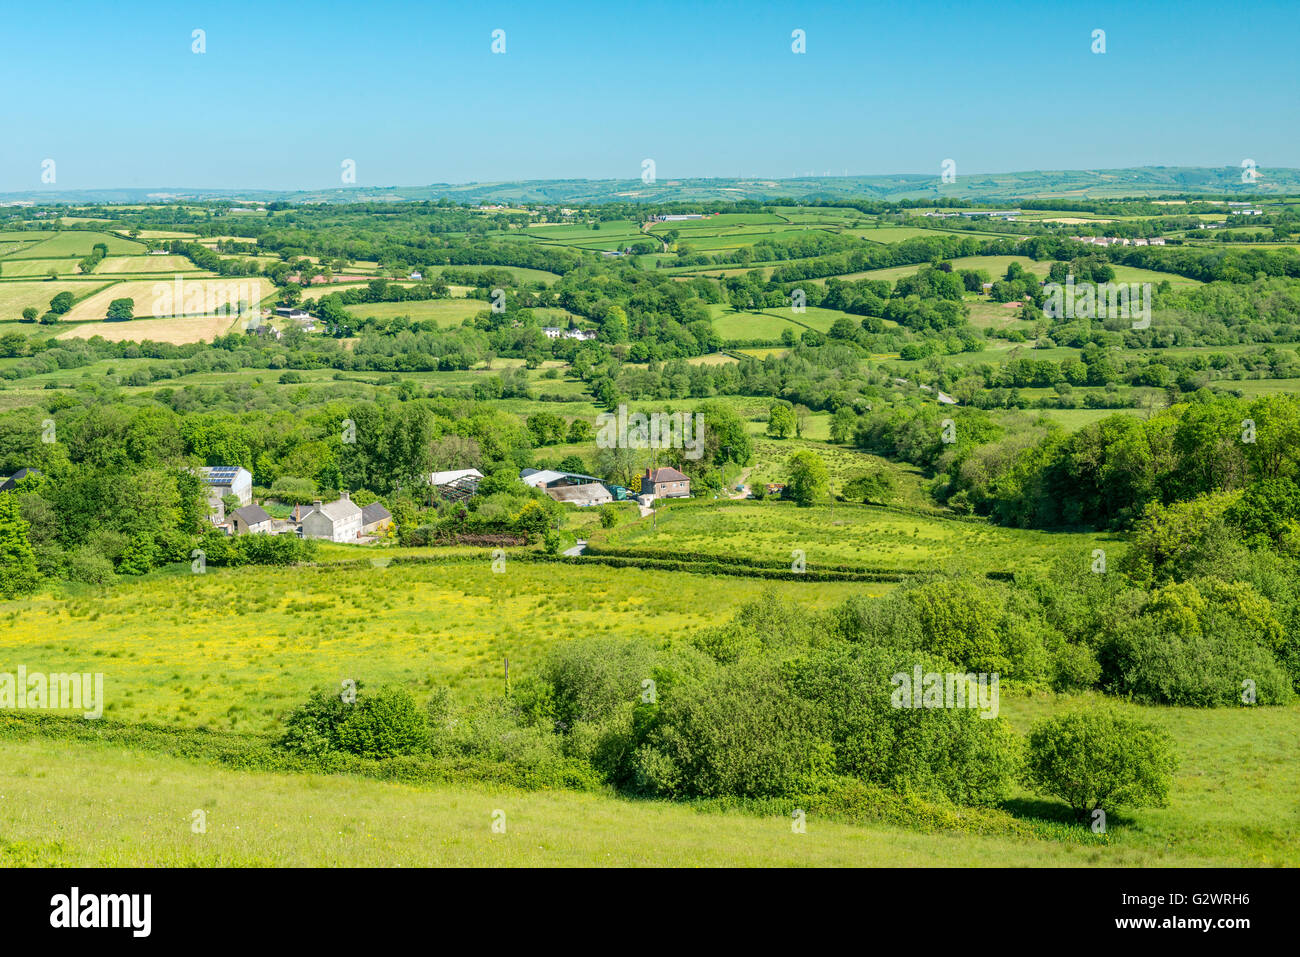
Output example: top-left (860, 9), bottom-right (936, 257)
top-left (785, 450), bottom-right (828, 507)
top-left (829, 407), bottom-right (858, 444)
top-left (48, 291), bottom-right (75, 315)
top-left (1026, 709), bottom-right (1177, 823)
top-left (0, 493), bottom-right (39, 598)
top-left (767, 402), bottom-right (796, 439)
top-left (106, 298), bottom-right (135, 321)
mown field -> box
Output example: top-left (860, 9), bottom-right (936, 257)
top-left (343, 298), bottom-right (490, 326)
top-left (596, 500), bottom-right (1118, 573)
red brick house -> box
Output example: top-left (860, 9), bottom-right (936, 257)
top-left (641, 466), bottom-right (691, 499)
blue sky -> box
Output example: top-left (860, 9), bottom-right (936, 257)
top-left (1, 0), bottom-right (1296, 191)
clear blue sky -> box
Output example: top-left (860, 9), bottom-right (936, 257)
top-left (1, 0), bottom-right (1296, 191)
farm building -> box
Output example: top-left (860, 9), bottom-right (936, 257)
top-left (549, 484), bottom-right (614, 507)
top-left (541, 326), bottom-right (596, 340)
top-left (429, 468), bottom-right (484, 487)
top-left (274, 307), bottom-right (312, 321)
top-left (198, 466), bottom-right (253, 507)
top-left (428, 468), bottom-right (483, 503)
top-left (0, 467), bottom-right (40, 493)
top-left (230, 504), bottom-right (273, 535)
top-left (361, 502), bottom-right (393, 534)
top-left (521, 468), bottom-right (616, 505)
top-left (300, 493), bottom-right (364, 542)
top-left (641, 467), bottom-right (691, 499)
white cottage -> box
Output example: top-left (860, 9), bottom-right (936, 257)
top-left (299, 492), bottom-right (364, 542)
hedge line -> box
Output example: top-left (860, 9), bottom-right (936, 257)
top-left (582, 544), bottom-right (909, 577)
top-left (0, 712), bottom-right (600, 792)
top-left (523, 551), bottom-right (907, 582)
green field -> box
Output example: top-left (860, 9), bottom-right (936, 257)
top-left (597, 499), bottom-right (1118, 574)
top-left (0, 688), bottom-right (1293, 866)
top-left (0, 558), bottom-right (866, 733)
top-left (19, 231), bottom-right (146, 257)
top-left (0, 279), bottom-right (110, 320)
top-left (0, 258), bottom-right (84, 277)
top-left (344, 298), bottom-right (491, 326)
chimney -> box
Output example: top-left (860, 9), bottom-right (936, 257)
top-left (341, 490), bottom-right (350, 501)
top-left (313, 500), bottom-right (323, 509)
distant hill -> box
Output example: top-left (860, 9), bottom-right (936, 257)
top-left (3, 166), bottom-right (1298, 206)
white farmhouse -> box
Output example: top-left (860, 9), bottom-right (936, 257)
top-left (299, 492), bottom-right (364, 542)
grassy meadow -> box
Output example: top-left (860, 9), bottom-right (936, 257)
top-left (0, 557), bottom-right (867, 733)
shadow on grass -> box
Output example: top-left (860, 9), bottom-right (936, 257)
top-left (1002, 795), bottom-right (1131, 831)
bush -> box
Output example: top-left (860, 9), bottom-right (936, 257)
top-left (634, 661), bottom-right (835, 799)
top-left (783, 646), bottom-right (1021, 807)
top-left (65, 547), bottom-right (115, 585)
top-left (281, 684), bottom-right (429, 759)
top-left (532, 636), bottom-right (656, 730)
top-left (335, 686), bottom-right (430, 759)
top-left (1104, 580), bottom-right (1294, 705)
top-left (1025, 708), bottom-right (1177, 822)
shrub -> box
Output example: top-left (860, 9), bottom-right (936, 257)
top-left (534, 636), bottom-right (656, 730)
top-left (281, 684), bottom-right (429, 760)
top-left (783, 646), bottom-right (1021, 807)
top-left (1025, 708), bottom-right (1177, 822)
top-left (1104, 580), bottom-right (1294, 705)
top-left (634, 662), bottom-right (836, 799)
top-left (335, 686), bottom-right (430, 759)
top-left (65, 547), bottom-right (115, 586)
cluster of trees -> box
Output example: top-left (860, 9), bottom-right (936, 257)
top-left (278, 589), bottom-right (1180, 823)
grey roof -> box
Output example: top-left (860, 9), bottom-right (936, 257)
top-left (549, 484), bottom-right (613, 505)
top-left (362, 502), bottom-right (391, 524)
top-left (521, 469), bottom-right (603, 488)
top-left (311, 497), bottom-right (362, 523)
top-left (231, 505), bottom-right (271, 525)
top-left (0, 467), bottom-right (39, 492)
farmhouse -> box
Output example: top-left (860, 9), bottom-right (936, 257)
top-left (274, 306), bottom-right (312, 321)
top-left (641, 466), bottom-right (691, 499)
top-left (230, 504), bottom-right (273, 535)
top-left (361, 502), bottom-right (393, 534)
top-left (300, 492), bottom-right (364, 542)
top-left (541, 327), bottom-right (597, 341)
